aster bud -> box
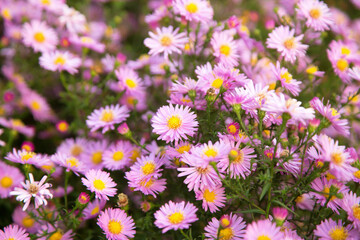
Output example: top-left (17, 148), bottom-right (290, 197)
top-left (308, 118), bottom-right (320, 134)
top-left (78, 192), bottom-right (90, 205)
top-left (141, 201), bottom-right (151, 212)
top-left (117, 193), bottom-right (129, 208)
top-left (272, 207), bottom-right (288, 226)
top-left (117, 123), bottom-right (132, 138)
top-left (219, 215), bottom-right (231, 228)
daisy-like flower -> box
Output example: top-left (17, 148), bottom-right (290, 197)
top-left (195, 185), bottom-right (226, 213)
top-left (262, 93), bottom-right (315, 124)
top-left (244, 219), bottom-right (284, 240)
top-left (224, 87), bottom-right (257, 111)
top-left (310, 177), bottom-right (348, 214)
top-left (295, 193), bottom-right (315, 210)
top-left (266, 25), bottom-right (308, 63)
top-left (217, 141), bottom-right (256, 179)
top-left (86, 104), bottom-right (130, 133)
top-left (297, 0), bottom-right (333, 31)
top-left (57, 138), bottom-right (88, 161)
top-left (12, 206), bottom-right (39, 233)
top-left (310, 97), bottom-right (350, 136)
top-left (189, 140), bottom-right (231, 166)
top-left (151, 104), bottom-right (198, 143)
top-left (70, 35), bottom-right (105, 53)
top-left (127, 175), bottom-right (167, 197)
top-left (21, 20), bottom-right (58, 52)
top-left (37, 225), bottom-right (73, 240)
top-left (0, 162), bottom-right (24, 198)
top-left (154, 201), bottom-right (198, 233)
top-left (10, 173), bottom-right (53, 211)
top-left (97, 208), bottom-right (136, 240)
top-left (103, 141), bottom-right (132, 171)
top-left (39, 50), bottom-right (81, 75)
top-left (82, 140), bottom-right (108, 170)
top-left (22, 90), bottom-right (54, 122)
top-left (314, 218), bottom-right (357, 239)
top-left (272, 61), bottom-right (301, 96)
top-left (144, 26), bottom-right (188, 59)
top-left (0, 225), bottom-right (30, 240)
top-left (81, 169), bottom-right (117, 201)
top-left (114, 66), bottom-right (145, 94)
top-left (211, 31), bottom-right (240, 67)
top-left (59, 5), bottom-right (87, 34)
top-left (83, 199), bottom-right (106, 220)
top-left (341, 192), bottom-right (360, 229)
top-left (173, 0), bottom-right (214, 23)
top-left (204, 213), bottom-right (247, 240)
top-left (5, 149), bottom-right (39, 165)
top-left (125, 153), bottom-right (166, 182)
top-left (51, 153), bottom-right (86, 176)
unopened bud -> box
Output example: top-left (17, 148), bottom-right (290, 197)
top-left (117, 193), bottom-right (129, 208)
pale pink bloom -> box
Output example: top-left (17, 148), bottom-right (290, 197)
top-left (39, 50), bottom-right (81, 75)
top-left (295, 193), bottom-right (315, 210)
top-left (37, 225), bottom-right (73, 240)
top-left (195, 185), bottom-right (226, 213)
top-left (21, 90), bottom-right (55, 122)
top-left (57, 137), bottom-right (88, 161)
top-left (272, 61), bottom-right (301, 96)
top-left (266, 25), bottom-right (308, 63)
top-left (314, 218), bottom-right (357, 239)
top-left (341, 192), bottom-right (360, 229)
top-left (0, 225), bottom-right (30, 240)
top-left (154, 201), bottom-right (198, 233)
top-left (5, 149), bottom-right (40, 165)
top-left (82, 140), bottom-right (108, 170)
top-left (211, 31), bottom-right (240, 67)
top-left (244, 219), bottom-right (284, 240)
top-left (144, 26), bottom-right (188, 59)
top-left (51, 153), bottom-right (86, 176)
top-left (0, 161), bottom-right (24, 198)
top-left (127, 175), bottom-right (167, 197)
top-left (173, 0), bottom-right (214, 23)
top-left (114, 66), bottom-right (145, 94)
top-left (70, 35), bottom-right (105, 53)
top-left (12, 206), bottom-right (39, 233)
top-left (349, 67), bottom-right (360, 81)
top-left (81, 169), bottom-right (117, 201)
top-left (21, 20), bottom-right (58, 52)
top-left (204, 213), bottom-right (246, 240)
top-left (28, 0), bottom-right (65, 13)
top-left (103, 141), bottom-right (132, 171)
top-left (59, 5), bottom-right (87, 34)
top-left (297, 0), bottom-right (333, 31)
top-left (10, 173), bottom-right (53, 211)
top-left (83, 199), bottom-right (106, 220)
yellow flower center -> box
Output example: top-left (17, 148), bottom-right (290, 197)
top-left (185, 3), bottom-right (198, 13)
top-left (130, 148), bottom-right (141, 161)
top-left (31, 101), bottom-right (41, 111)
top-left (204, 148), bottom-right (217, 158)
top-left (12, 119), bottom-right (24, 127)
top-left (336, 59), bottom-right (348, 72)
top-left (41, 0), bottom-right (51, 5)
top-left (93, 179), bottom-right (105, 190)
top-left (54, 56), bottom-right (66, 66)
top-left (219, 228), bottom-right (234, 240)
top-left (142, 162), bottom-right (156, 175)
top-left (268, 82), bottom-right (276, 90)
top-left (57, 122), bottom-right (68, 132)
top-left (203, 189), bottom-right (216, 202)
top-left (295, 195), bottom-right (304, 203)
top-left (21, 152), bottom-right (35, 161)
top-left (66, 157), bottom-right (79, 167)
top-left (80, 36), bottom-right (94, 44)
top-left (257, 236), bottom-right (271, 240)
top-left (160, 36), bottom-right (172, 47)
top-left (22, 216), bottom-right (35, 228)
top-left (34, 32), bottom-right (45, 43)
top-left (113, 151), bottom-right (124, 161)
top-left (284, 38), bottom-right (295, 49)
top-left (306, 65), bottom-right (318, 74)
top-left (71, 145), bottom-right (83, 156)
top-left (228, 125), bottom-right (237, 134)
top-left (91, 206), bottom-right (100, 215)
top-left (329, 226), bottom-right (348, 240)
top-left (211, 78), bottom-right (223, 89)
top-left (353, 170), bottom-right (360, 179)
top-left (2, 8), bottom-right (12, 20)
top-left (92, 152), bottom-right (103, 164)
top-left (168, 212), bottom-right (184, 224)
top-left (220, 218), bottom-right (230, 227)
top-left (341, 47), bottom-right (351, 55)
top-left (219, 45), bottom-right (231, 56)
top-left (331, 152), bottom-right (343, 165)
top-left (309, 8), bottom-right (321, 19)
top-left (0, 176), bottom-right (13, 188)
top-left (233, 150), bottom-right (244, 163)
top-left (101, 110), bottom-right (114, 122)
top-left (108, 220), bottom-right (122, 234)
top-left (353, 205), bottom-right (360, 220)
top-left (49, 231), bottom-right (63, 240)
top-left (125, 79), bottom-right (137, 88)
top-left (167, 116), bottom-right (182, 129)
top-left (280, 71), bottom-right (293, 83)
top-left (176, 145), bottom-right (191, 154)
top-left (323, 187), bottom-right (337, 201)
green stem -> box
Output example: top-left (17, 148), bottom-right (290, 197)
top-left (64, 171), bottom-right (71, 210)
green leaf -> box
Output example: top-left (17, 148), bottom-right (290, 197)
top-left (236, 209), bottom-right (266, 214)
top-left (260, 182), bottom-right (271, 201)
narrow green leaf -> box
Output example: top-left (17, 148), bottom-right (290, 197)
top-left (260, 182), bottom-right (271, 201)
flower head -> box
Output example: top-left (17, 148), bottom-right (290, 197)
top-left (82, 169), bottom-right (117, 201)
top-left (39, 50), bottom-right (81, 75)
top-left (173, 0), bottom-right (214, 23)
top-left (297, 0), bottom-right (333, 31)
top-left (0, 225), bottom-right (30, 240)
top-left (204, 213), bottom-right (246, 240)
top-left (244, 219), bottom-right (284, 240)
top-left (21, 20), bottom-right (58, 52)
top-left (0, 162), bottom-right (24, 198)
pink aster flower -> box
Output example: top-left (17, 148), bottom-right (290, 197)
top-left (211, 31), bottom-right (240, 67)
top-left (86, 104), bottom-right (130, 133)
top-left (22, 90), bottom-right (54, 122)
top-left (29, 0), bottom-right (65, 13)
top-left (125, 153), bottom-right (166, 182)
top-left (103, 141), bottom-right (132, 171)
top-left (10, 173), bottom-right (53, 211)
top-left (39, 50), bottom-right (81, 75)
top-left (154, 201), bottom-right (198, 233)
top-left (173, 0), bottom-right (214, 23)
top-left (244, 219), bottom-right (284, 240)
top-left (12, 206), bottom-right (39, 233)
top-left (97, 208), bottom-right (136, 240)
top-left (83, 199), bottom-right (106, 220)
top-left (21, 20), bottom-right (58, 52)
top-left (272, 61), bottom-right (301, 96)
top-left (204, 213), bottom-right (246, 240)
top-left (297, 0), bottom-right (333, 31)
top-left (51, 153), bottom-right (86, 176)
top-left (82, 140), bottom-right (108, 170)
top-left (5, 149), bottom-right (39, 165)
top-left (310, 97), bottom-right (350, 136)
top-left (144, 26), bottom-right (188, 59)
top-left (314, 218), bottom-right (357, 239)
top-left (57, 138), bottom-right (88, 161)
top-left (341, 192), bottom-right (360, 229)
top-left (295, 193), bottom-right (315, 210)
top-left (195, 185), bottom-right (226, 213)
top-left (113, 66), bottom-right (145, 94)
top-left (310, 177), bottom-right (348, 214)
top-left (266, 25), bottom-right (308, 63)
top-left (127, 175), bottom-right (167, 197)
top-left (224, 87), bottom-right (257, 111)
top-left (37, 224), bottom-right (74, 240)
top-left (151, 104), bottom-right (198, 143)
top-left (0, 161), bottom-right (24, 198)
top-left (0, 225), bottom-right (29, 240)
top-left (81, 169), bottom-right (117, 201)
top-left (59, 5), bottom-right (86, 34)
top-left (70, 35), bottom-right (105, 53)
